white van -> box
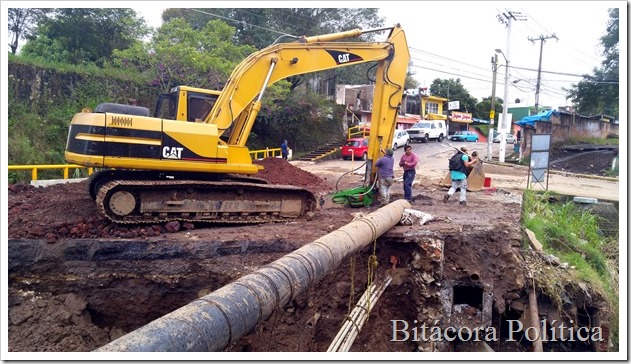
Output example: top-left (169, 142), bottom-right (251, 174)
top-left (406, 120), bottom-right (447, 143)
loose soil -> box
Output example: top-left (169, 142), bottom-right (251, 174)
top-left (7, 149), bottom-right (616, 353)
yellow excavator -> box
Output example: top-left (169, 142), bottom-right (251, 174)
top-left (65, 24), bottom-right (410, 224)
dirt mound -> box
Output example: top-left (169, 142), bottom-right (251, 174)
top-left (549, 148), bottom-right (617, 177)
top-left (254, 158), bottom-right (331, 191)
top-left (8, 159), bottom-right (329, 242)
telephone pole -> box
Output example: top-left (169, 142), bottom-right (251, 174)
top-left (486, 54), bottom-right (498, 161)
top-left (528, 33), bottom-right (558, 114)
top-left (496, 10), bottom-right (527, 163)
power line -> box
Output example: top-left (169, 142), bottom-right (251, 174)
top-left (410, 47), bottom-right (489, 72)
top-left (410, 55), bottom-right (491, 80)
top-left (521, 8), bottom-right (603, 65)
top-left (187, 8), bottom-right (294, 38)
top-left (410, 64), bottom-right (492, 83)
top-left (508, 64), bottom-right (591, 77)
top-left (185, 8), bottom-right (601, 106)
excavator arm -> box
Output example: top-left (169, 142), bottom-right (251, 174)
top-left (209, 24), bottom-right (410, 185)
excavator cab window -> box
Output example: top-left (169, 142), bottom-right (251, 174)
top-left (187, 92), bottom-right (217, 122)
top-left (153, 93), bottom-right (176, 119)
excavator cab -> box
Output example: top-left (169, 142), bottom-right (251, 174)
top-left (153, 86), bottom-right (221, 122)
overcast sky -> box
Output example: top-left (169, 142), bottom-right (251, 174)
top-left (379, 1), bottom-right (621, 110)
top-left (3, 1), bottom-right (625, 111)
top-left (131, 1), bottom-right (624, 111)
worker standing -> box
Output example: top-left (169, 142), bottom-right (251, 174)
top-left (280, 140), bottom-right (289, 160)
top-left (444, 146), bottom-right (478, 206)
top-left (374, 148), bottom-right (395, 206)
top-left (399, 145), bottom-right (418, 203)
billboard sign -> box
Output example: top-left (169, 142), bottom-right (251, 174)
top-left (450, 111), bottom-right (473, 123)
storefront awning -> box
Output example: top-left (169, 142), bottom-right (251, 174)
top-left (426, 113), bottom-right (447, 120)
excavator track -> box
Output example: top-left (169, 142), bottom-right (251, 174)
top-left (95, 179), bottom-right (316, 224)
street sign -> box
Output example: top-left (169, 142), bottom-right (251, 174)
top-left (499, 113), bottom-right (512, 132)
top-left (448, 101), bottom-right (460, 110)
top-left (489, 110), bottom-right (495, 120)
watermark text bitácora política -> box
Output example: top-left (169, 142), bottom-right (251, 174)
top-left (391, 319), bottom-right (603, 343)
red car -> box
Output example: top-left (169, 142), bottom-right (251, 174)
top-left (341, 137), bottom-right (369, 160)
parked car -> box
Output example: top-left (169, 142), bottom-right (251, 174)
top-left (407, 120), bottom-right (447, 143)
top-left (492, 132), bottom-right (516, 143)
top-left (392, 130), bottom-right (410, 149)
top-left (341, 137), bottom-right (369, 160)
top-left (448, 131), bottom-right (479, 142)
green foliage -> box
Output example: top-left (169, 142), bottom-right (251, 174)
top-left (8, 8), bottom-right (52, 54)
top-left (7, 57), bottom-right (158, 180)
top-left (162, 8), bottom-right (386, 92)
top-left (566, 9), bottom-right (618, 118)
top-left (405, 73), bottom-right (420, 90)
top-left (9, 53), bottom-right (149, 84)
top-left (522, 190), bottom-right (618, 347)
top-left (475, 96), bottom-right (504, 122)
top-left (605, 156), bottom-right (619, 177)
top-left (251, 88), bottom-right (344, 152)
top-left (553, 136), bottom-right (619, 147)
top-left (111, 18), bottom-right (256, 92)
top-left (429, 78), bottom-right (480, 117)
top-left (165, 8), bottom-right (384, 49)
top-left (20, 8), bottom-right (149, 66)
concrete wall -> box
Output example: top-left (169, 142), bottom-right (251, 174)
top-left (519, 113), bottom-right (618, 158)
top-left (558, 113), bottom-right (619, 139)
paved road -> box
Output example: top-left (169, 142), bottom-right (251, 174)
top-left (292, 140), bottom-right (621, 202)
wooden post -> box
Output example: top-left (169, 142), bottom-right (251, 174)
top-left (528, 288), bottom-right (543, 352)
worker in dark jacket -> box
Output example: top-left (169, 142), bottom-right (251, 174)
top-left (280, 140), bottom-right (289, 160)
top-left (374, 148), bottom-right (395, 205)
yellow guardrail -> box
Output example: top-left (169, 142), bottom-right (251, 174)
top-left (8, 164), bottom-right (94, 181)
top-left (347, 125), bottom-right (369, 139)
top-left (9, 148), bottom-right (283, 182)
top-left (249, 147), bottom-right (281, 159)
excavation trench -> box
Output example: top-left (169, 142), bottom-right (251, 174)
top-left (8, 212), bottom-right (609, 352)
top-left (8, 234), bottom-right (422, 351)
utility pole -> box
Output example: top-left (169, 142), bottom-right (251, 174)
top-left (529, 33), bottom-right (558, 114)
top-left (496, 10), bottom-right (527, 163)
top-left (446, 83), bottom-right (450, 133)
top-left (486, 54), bottom-right (498, 161)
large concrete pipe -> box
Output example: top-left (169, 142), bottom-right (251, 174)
top-left (96, 199), bottom-right (411, 352)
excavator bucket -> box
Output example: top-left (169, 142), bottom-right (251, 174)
top-left (440, 162), bottom-right (486, 192)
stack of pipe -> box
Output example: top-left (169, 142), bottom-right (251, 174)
top-left (327, 276), bottom-right (392, 352)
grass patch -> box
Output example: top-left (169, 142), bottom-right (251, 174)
top-left (522, 190), bottom-right (619, 350)
top-left (553, 136), bottom-right (619, 147)
top-left (9, 53), bottom-right (150, 84)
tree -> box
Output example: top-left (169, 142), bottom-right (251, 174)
top-left (8, 8), bottom-right (51, 54)
top-left (162, 8), bottom-right (386, 91)
top-left (429, 78), bottom-right (479, 116)
top-left (111, 18), bottom-right (257, 92)
top-left (163, 8), bottom-right (384, 49)
top-left (566, 9), bottom-right (618, 118)
top-left (252, 89), bottom-right (344, 151)
top-left (20, 8), bottom-right (149, 65)
top-left (475, 96), bottom-right (504, 121)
